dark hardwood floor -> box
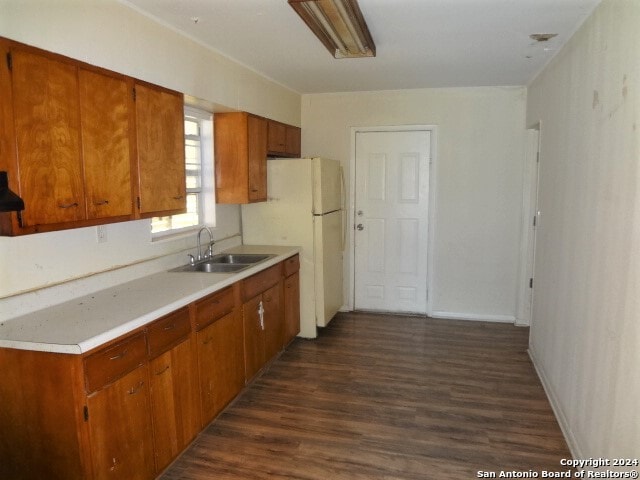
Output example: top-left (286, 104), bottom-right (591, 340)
top-left (160, 312), bottom-right (571, 479)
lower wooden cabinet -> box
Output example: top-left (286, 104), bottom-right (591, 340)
top-left (148, 339), bottom-right (200, 471)
top-left (0, 255), bottom-right (301, 479)
top-left (284, 271), bottom-right (301, 346)
top-left (242, 279), bottom-right (284, 382)
top-left (86, 365), bottom-right (155, 480)
top-left (196, 311), bottom-right (245, 425)
top-left (242, 294), bottom-right (266, 381)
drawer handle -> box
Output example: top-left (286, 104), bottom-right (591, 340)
top-left (173, 195), bottom-right (184, 200)
top-left (94, 199), bottom-right (109, 206)
top-left (128, 381), bottom-right (144, 395)
top-left (163, 323), bottom-right (176, 331)
top-left (155, 365), bottom-right (170, 376)
top-left (109, 349), bottom-right (128, 361)
top-left (58, 202), bottom-right (79, 209)
top-left (251, 188), bottom-right (258, 193)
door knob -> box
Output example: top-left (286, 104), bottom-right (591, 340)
top-left (356, 224), bottom-right (364, 231)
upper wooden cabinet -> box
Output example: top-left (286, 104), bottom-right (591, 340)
top-left (79, 69), bottom-right (133, 220)
top-left (214, 112), bottom-right (267, 204)
top-left (267, 119), bottom-right (301, 158)
top-left (215, 112), bottom-right (301, 204)
top-left (0, 37), bottom-right (186, 235)
top-left (134, 82), bottom-right (186, 217)
top-left (11, 47), bottom-right (86, 227)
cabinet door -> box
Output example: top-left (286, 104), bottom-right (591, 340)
top-left (149, 339), bottom-right (199, 472)
top-left (247, 115), bottom-right (267, 202)
top-left (283, 272), bottom-right (300, 346)
top-left (242, 295), bottom-right (264, 382)
top-left (79, 69), bottom-right (133, 219)
top-left (196, 311), bottom-right (244, 426)
top-left (11, 49), bottom-right (85, 226)
top-left (286, 125), bottom-right (301, 157)
top-left (134, 83), bottom-right (186, 216)
top-left (86, 365), bottom-right (155, 480)
top-left (263, 283), bottom-right (284, 361)
top-left (267, 120), bottom-right (286, 155)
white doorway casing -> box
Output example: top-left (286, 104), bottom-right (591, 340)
top-left (347, 125), bottom-right (438, 315)
top-left (515, 125), bottom-right (541, 326)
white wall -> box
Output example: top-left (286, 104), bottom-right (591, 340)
top-left (0, 0), bottom-right (301, 316)
top-left (302, 87), bottom-right (527, 321)
top-left (526, 0), bottom-right (640, 457)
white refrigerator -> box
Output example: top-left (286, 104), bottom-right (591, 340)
top-left (241, 157), bottom-right (344, 339)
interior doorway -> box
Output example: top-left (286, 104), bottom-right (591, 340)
top-left (516, 125), bottom-right (541, 326)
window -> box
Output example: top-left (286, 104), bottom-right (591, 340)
top-left (151, 107), bottom-right (214, 237)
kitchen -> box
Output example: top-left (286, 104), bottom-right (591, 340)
top-left (1, 0), bottom-right (639, 478)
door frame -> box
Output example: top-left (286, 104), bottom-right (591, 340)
top-left (347, 125), bottom-right (438, 314)
top-left (515, 122), bottom-right (542, 326)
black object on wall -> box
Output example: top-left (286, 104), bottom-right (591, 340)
top-left (0, 171), bottom-right (25, 212)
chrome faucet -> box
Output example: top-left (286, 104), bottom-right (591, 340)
top-left (196, 226), bottom-right (214, 261)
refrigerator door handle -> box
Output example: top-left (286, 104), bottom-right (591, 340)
top-left (340, 166), bottom-right (346, 251)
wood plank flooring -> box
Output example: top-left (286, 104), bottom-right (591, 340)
top-left (160, 312), bottom-right (571, 479)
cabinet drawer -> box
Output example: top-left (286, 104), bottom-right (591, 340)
top-left (283, 254), bottom-right (300, 276)
top-left (241, 263), bottom-right (282, 302)
top-left (84, 332), bottom-right (147, 393)
top-left (147, 307), bottom-right (191, 358)
top-left (194, 286), bottom-right (234, 332)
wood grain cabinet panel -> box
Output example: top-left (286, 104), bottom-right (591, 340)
top-left (196, 311), bottom-right (245, 426)
top-left (148, 338), bottom-right (199, 472)
top-left (1, 37), bottom-right (187, 235)
top-left (242, 295), bottom-right (265, 382)
top-left (193, 286), bottom-right (234, 332)
top-left (84, 332), bottom-right (147, 394)
top-left (240, 263), bottom-right (282, 302)
top-left (241, 263), bottom-right (286, 382)
top-left (79, 68), bottom-right (133, 219)
top-left (262, 283), bottom-right (284, 361)
top-left (86, 365), bottom-right (155, 480)
top-left (283, 271), bottom-right (301, 346)
top-left (146, 307), bottom-right (198, 471)
top-left (286, 125), bottom-right (301, 157)
top-left (267, 120), bottom-right (286, 154)
top-left (11, 48), bottom-right (85, 226)
top-left (214, 112), bottom-right (267, 204)
top-left (267, 120), bottom-right (301, 158)
top-left (134, 82), bottom-right (186, 217)
top-left (146, 307), bottom-right (191, 358)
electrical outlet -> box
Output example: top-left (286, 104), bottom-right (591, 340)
top-left (96, 225), bottom-right (107, 243)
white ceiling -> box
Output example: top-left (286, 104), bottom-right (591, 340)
top-left (121, 0), bottom-right (601, 94)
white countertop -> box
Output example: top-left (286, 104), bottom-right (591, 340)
top-left (0, 245), bottom-right (299, 355)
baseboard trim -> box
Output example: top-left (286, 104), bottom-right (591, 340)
top-left (528, 345), bottom-right (583, 459)
top-left (429, 311), bottom-right (515, 323)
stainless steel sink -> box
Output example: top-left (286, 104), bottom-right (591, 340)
top-left (209, 253), bottom-right (273, 264)
top-left (170, 253), bottom-right (275, 273)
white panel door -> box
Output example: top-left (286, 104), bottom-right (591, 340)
top-left (354, 130), bottom-right (430, 313)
